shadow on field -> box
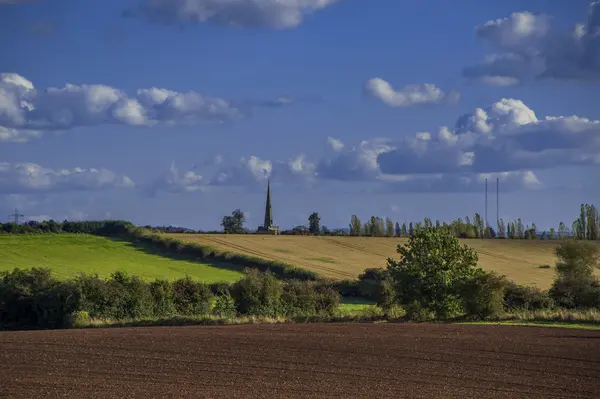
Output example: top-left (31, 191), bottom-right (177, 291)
top-left (106, 237), bottom-right (247, 275)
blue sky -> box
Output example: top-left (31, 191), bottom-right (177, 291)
top-left (1, 0), bottom-right (599, 231)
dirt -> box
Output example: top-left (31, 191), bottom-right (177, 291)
top-left (1, 323), bottom-right (599, 398)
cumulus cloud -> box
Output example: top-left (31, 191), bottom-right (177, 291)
top-left (316, 139), bottom-right (393, 181)
top-left (0, 162), bottom-right (135, 194)
top-left (210, 154), bottom-right (315, 186)
top-left (0, 72), bottom-right (241, 143)
top-left (127, 0), bottom-right (339, 29)
top-left (327, 136), bottom-right (344, 152)
top-left (364, 78), bottom-right (460, 107)
top-left (376, 98), bottom-right (600, 176)
top-left (465, 2), bottom-right (600, 84)
top-left (147, 161), bottom-right (205, 196)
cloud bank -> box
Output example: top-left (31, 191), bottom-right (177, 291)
top-left (464, 2), bottom-right (600, 84)
top-left (0, 162), bottom-right (134, 194)
top-left (150, 97), bottom-right (598, 194)
top-left (0, 73), bottom-right (299, 143)
top-left (127, 0), bottom-right (339, 29)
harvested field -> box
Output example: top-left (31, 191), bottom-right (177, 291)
top-left (1, 324), bottom-right (599, 398)
top-left (169, 234), bottom-right (591, 288)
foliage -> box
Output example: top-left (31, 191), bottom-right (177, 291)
top-left (503, 282), bottom-right (554, 310)
top-left (550, 240), bottom-right (600, 308)
top-left (460, 272), bottom-right (508, 319)
top-left (212, 290), bottom-right (237, 318)
top-left (230, 269), bottom-right (284, 317)
top-left (172, 276), bottom-right (213, 316)
top-left (386, 227), bottom-right (482, 319)
top-left (221, 209), bottom-right (246, 234)
top-left (0, 268), bottom-right (80, 329)
top-left (308, 212), bottom-right (321, 235)
top-left (1, 268), bottom-right (342, 330)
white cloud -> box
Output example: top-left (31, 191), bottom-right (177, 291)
top-left (377, 98), bottom-right (600, 175)
top-left (316, 139), bottom-right (393, 181)
top-left (129, 0), bottom-right (339, 29)
top-left (209, 154), bottom-right (315, 186)
top-left (327, 136), bottom-right (344, 152)
top-left (0, 162), bottom-right (135, 194)
top-left (465, 2), bottom-right (600, 83)
top-left (364, 78), bottom-right (460, 107)
top-left (476, 11), bottom-right (550, 51)
top-left (147, 161), bottom-right (205, 195)
top-left (378, 170), bottom-right (542, 193)
top-left (0, 72), bottom-right (241, 142)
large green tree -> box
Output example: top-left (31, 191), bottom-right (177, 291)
top-left (221, 209), bottom-right (246, 234)
top-left (386, 227), bottom-right (482, 319)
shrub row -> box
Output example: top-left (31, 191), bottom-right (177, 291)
top-left (1, 220), bottom-right (320, 282)
top-left (125, 228), bottom-right (319, 281)
top-left (0, 220), bottom-right (135, 235)
top-left (0, 268), bottom-right (340, 330)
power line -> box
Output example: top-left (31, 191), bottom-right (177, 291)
top-left (8, 208), bottom-right (24, 224)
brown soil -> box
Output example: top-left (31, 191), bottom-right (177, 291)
top-left (1, 324), bottom-right (599, 398)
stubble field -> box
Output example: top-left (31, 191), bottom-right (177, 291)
top-left (169, 234), bottom-right (571, 288)
top-left (1, 323), bottom-right (599, 398)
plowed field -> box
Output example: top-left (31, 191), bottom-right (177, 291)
top-left (1, 324), bottom-right (599, 398)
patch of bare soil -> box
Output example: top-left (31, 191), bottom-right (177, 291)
top-left (1, 324), bottom-right (599, 398)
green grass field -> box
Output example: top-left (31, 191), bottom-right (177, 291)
top-left (0, 234), bottom-right (243, 282)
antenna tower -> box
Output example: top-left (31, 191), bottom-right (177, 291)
top-left (8, 208), bottom-right (24, 224)
top-left (485, 178), bottom-right (488, 237)
top-left (496, 177), bottom-right (499, 236)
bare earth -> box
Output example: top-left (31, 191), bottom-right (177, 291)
top-left (1, 324), bottom-right (599, 398)
top-left (170, 235), bottom-right (572, 288)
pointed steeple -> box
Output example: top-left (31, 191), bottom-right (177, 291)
top-left (263, 179), bottom-right (273, 229)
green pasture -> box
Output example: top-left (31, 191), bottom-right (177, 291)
top-left (0, 234), bottom-right (243, 283)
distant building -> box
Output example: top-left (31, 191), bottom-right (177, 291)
top-left (256, 180), bottom-right (280, 235)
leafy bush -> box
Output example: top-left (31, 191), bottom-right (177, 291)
top-left (376, 279), bottom-right (396, 313)
top-left (149, 279), bottom-right (176, 316)
top-left (460, 271), bottom-right (507, 319)
top-left (172, 276), bottom-right (213, 316)
top-left (386, 227), bottom-right (482, 319)
top-left (504, 282), bottom-right (554, 310)
top-left (281, 280), bottom-right (318, 316)
top-left (0, 268), bottom-right (80, 329)
top-left (358, 268), bottom-right (390, 298)
top-left (231, 270), bottom-right (284, 317)
top-left (212, 290), bottom-right (237, 318)
top-left (315, 286), bottom-right (341, 316)
top-left (550, 240), bottom-right (600, 309)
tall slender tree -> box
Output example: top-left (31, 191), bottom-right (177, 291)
top-left (349, 215), bottom-right (362, 236)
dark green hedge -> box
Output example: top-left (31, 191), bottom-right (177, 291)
top-left (0, 268), bottom-right (340, 330)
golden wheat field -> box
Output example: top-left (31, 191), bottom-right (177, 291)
top-left (166, 234), bottom-right (596, 289)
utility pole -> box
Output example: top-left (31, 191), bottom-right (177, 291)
top-left (496, 177), bottom-right (499, 237)
top-left (485, 178), bottom-right (488, 238)
top-left (8, 208), bottom-right (24, 224)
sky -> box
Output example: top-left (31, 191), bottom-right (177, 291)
top-left (0, 0), bottom-right (599, 231)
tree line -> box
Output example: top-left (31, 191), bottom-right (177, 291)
top-left (241, 203), bottom-right (599, 240)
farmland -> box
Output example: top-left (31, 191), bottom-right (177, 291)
top-left (169, 234), bottom-right (585, 289)
top-left (1, 324), bottom-right (598, 398)
top-left (0, 234), bottom-right (243, 283)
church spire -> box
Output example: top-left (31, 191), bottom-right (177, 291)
top-left (263, 179), bottom-right (273, 229)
